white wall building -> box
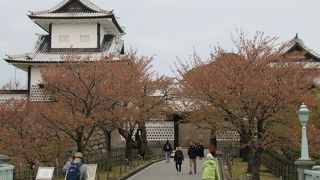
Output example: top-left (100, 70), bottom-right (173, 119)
top-left (2, 0), bottom-right (177, 145)
top-left (4, 0), bottom-right (125, 101)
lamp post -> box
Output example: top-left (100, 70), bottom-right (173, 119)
top-left (298, 103), bottom-right (311, 160)
top-left (294, 103), bottom-right (315, 180)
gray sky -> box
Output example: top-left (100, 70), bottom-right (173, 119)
top-left (1, 0), bottom-right (320, 88)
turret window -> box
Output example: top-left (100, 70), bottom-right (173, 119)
top-left (59, 35), bottom-right (69, 43)
top-left (80, 35), bottom-right (90, 43)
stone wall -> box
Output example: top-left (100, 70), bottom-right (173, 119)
top-left (86, 129), bottom-right (125, 156)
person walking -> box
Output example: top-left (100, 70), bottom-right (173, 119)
top-left (198, 142), bottom-right (205, 160)
top-left (174, 146), bottom-right (184, 174)
top-left (202, 153), bottom-right (220, 180)
top-left (188, 142), bottom-right (197, 174)
top-left (209, 143), bottom-right (217, 157)
top-left (63, 152), bottom-right (88, 180)
top-left (162, 140), bottom-right (172, 163)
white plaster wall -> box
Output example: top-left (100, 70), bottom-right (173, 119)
top-left (100, 26), bottom-right (107, 44)
top-left (31, 67), bottom-right (42, 85)
top-left (52, 23), bottom-right (97, 48)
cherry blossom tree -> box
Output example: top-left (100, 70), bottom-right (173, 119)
top-left (178, 31), bottom-right (320, 180)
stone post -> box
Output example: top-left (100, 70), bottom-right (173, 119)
top-left (0, 154), bottom-right (15, 180)
top-left (294, 103), bottom-right (315, 180)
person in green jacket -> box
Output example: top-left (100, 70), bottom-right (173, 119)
top-left (202, 153), bottom-right (220, 180)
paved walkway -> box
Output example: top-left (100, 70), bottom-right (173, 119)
top-left (128, 149), bottom-right (208, 180)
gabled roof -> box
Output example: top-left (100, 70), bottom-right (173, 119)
top-left (50, 0), bottom-right (104, 12)
top-left (28, 0), bottom-right (124, 33)
top-left (286, 34), bottom-right (320, 62)
top-left (30, 0), bottom-right (108, 15)
top-left (5, 34), bottom-right (124, 64)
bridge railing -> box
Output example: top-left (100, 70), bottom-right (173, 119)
top-left (217, 157), bottom-right (226, 180)
top-left (0, 164), bottom-right (15, 180)
top-left (305, 166), bottom-right (320, 180)
top-left (261, 152), bottom-right (297, 180)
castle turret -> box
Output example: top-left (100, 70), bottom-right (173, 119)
top-left (4, 0), bottom-right (125, 101)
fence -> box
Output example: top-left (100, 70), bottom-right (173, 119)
top-left (13, 148), bottom-right (161, 180)
top-left (261, 152), bottom-right (297, 180)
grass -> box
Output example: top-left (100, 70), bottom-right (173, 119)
top-left (230, 158), bottom-right (279, 180)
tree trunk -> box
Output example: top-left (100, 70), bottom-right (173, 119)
top-left (76, 140), bottom-right (84, 153)
top-left (135, 130), bottom-right (142, 155)
top-left (125, 133), bottom-right (134, 161)
top-left (118, 128), bottom-right (138, 161)
top-left (138, 122), bottom-right (148, 159)
top-left (251, 149), bottom-right (262, 180)
top-left (250, 119), bottom-right (263, 180)
top-left (103, 130), bottom-right (112, 172)
top-left (240, 130), bottom-right (250, 161)
top-left (247, 144), bottom-right (254, 173)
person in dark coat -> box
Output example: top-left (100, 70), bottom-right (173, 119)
top-left (198, 142), bottom-right (205, 159)
top-left (162, 140), bottom-right (172, 163)
top-left (174, 146), bottom-right (184, 174)
top-left (188, 142), bottom-right (197, 174)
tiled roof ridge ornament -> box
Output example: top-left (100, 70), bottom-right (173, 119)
top-left (292, 33), bottom-right (304, 45)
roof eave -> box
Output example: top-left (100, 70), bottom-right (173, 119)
top-left (286, 39), bottom-right (320, 62)
top-left (4, 59), bottom-right (61, 64)
top-left (28, 14), bottom-right (111, 19)
top-left (29, 15), bottom-right (124, 34)
top-left (28, 15), bottom-right (50, 33)
top-left (110, 14), bottom-right (124, 34)
top-left (306, 52), bottom-right (320, 62)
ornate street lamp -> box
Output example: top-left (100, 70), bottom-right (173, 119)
top-left (297, 103), bottom-right (310, 160)
top-left (295, 103), bottom-right (315, 180)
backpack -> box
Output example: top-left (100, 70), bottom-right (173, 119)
top-left (164, 143), bottom-right (171, 151)
top-left (66, 162), bottom-right (82, 180)
top-left (176, 151), bottom-right (183, 158)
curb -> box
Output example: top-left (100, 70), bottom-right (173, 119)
top-left (118, 158), bottom-right (164, 180)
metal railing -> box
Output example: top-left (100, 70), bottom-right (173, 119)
top-left (13, 148), bottom-right (163, 180)
top-left (261, 152), bottom-right (297, 180)
top-left (217, 157), bottom-right (226, 180)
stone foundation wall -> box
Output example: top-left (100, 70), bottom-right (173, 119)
top-left (86, 129), bottom-right (125, 156)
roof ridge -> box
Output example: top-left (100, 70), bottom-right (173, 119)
top-left (288, 34), bottom-right (320, 61)
top-left (30, 0), bottom-right (110, 15)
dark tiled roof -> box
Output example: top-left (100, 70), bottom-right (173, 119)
top-left (31, 0), bottom-right (109, 15)
top-left (0, 90), bottom-right (29, 94)
top-left (29, 12), bottom-right (112, 19)
top-left (287, 35), bottom-right (320, 62)
top-left (28, 0), bottom-right (124, 33)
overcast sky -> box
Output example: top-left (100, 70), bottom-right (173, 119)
top-left (0, 0), bottom-right (320, 87)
